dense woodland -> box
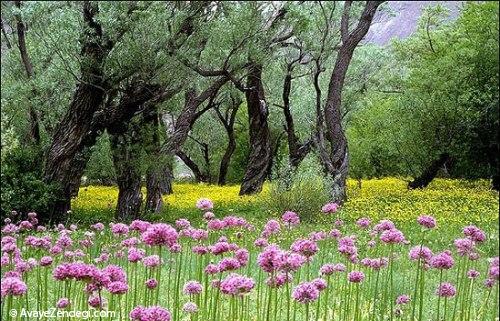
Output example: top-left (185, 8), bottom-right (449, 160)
top-left (1, 1), bottom-right (498, 223)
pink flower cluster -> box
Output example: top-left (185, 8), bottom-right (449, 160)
top-left (282, 211), bottom-right (300, 227)
top-left (1, 276), bottom-right (27, 297)
top-left (141, 224), bottom-right (178, 249)
top-left (292, 281), bottom-right (320, 303)
top-left (219, 273), bottom-right (255, 296)
top-left (130, 306), bottom-right (171, 321)
top-left (196, 198), bottom-right (213, 211)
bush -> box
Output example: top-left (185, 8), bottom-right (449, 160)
top-left (265, 155), bottom-right (331, 221)
top-left (1, 146), bottom-right (59, 219)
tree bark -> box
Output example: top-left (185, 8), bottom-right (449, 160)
top-left (110, 122), bottom-right (143, 221)
top-left (215, 96), bottom-right (240, 185)
top-left (239, 63), bottom-right (272, 195)
top-left (177, 150), bottom-right (208, 182)
top-left (408, 153), bottom-right (450, 189)
top-left (14, 0), bottom-right (40, 144)
top-left (42, 1), bottom-right (107, 223)
top-left (316, 1), bottom-right (383, 204)
top-left (282, 68), bottom-right (313, 168)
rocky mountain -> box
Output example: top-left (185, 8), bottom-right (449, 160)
top-left (365, 1), bottom-right (463, 46)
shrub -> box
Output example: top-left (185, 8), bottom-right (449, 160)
top-left (0, 146), bottom-right (58, 219)
top-left (265, 155), bottom-right (331, 221)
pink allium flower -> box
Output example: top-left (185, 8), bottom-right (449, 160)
top-left (130, 220), bottom-right (151, 232)
top-left (19, 220), bottom-right (33, 230)
top-left (367, 240), bottom-right (376, 248)
top-left (182, 302), bottom-right (198, 314)
top-left (321, 202), bottom-right (339, 214)
top-left (56, 298), bottom-right (70, 309)
top-left (203, 212), bottom-right (215, 220)
top-left (279, 252), bottom-right (306, 272)
top-left (175, 219), bottom-right (191, 230)
top-left (106, 281), bottom-right (128, 294)
top-left (207, 219), bottom-right (225, 231)
top-left (235, 249), bottom-right (250, 266)
top-left (50, 245), bottom-right (63, 256)
top-left (143, 255), bottom-right (161, 268)
top-left (312, 278), bottom-right (327, 291)
top-left (1, 277), bottom-right (27, 297)
top-left (56, 234), bottom-right (73, 248)
top-left (129, 306), bottom-right (145, 320)
top-left (396, 294), bottom-right (410, 305)
top-left (111, 223), bottom-right (129, 235)
top-left (436, 282), bottom-right (456, 297)
top-left (356, 218), bottom-right (371, 229)
top-left (417, 215), bottom-right (436, 229)
top-left (219, 273), bottom-right (255, 296)
top-left (292, 282), bottom-right (319, 304)
top-left (122, 237), bottom-right (140, 248)
top-left (169, 243), bottom-right (182, 253)
top-left (102, 265), bottom-right (126, 283)
top-left (463, 225), bottom-right (486, 243)
top-left (145, 279), bottom-right (158, 289)
top-left (91, 223), bottom-right (105, 231)
top-left (430, 251), bottom-right (455, 270)
top-left (204, 264), bottom-right (219, 275)
top-left (380, 228), bottom-right (405, 244)
top-left (409, 246), bottom-right (433, 261)
top-left (290, 239), bottom-right (318, 258)
top-left (1, 253), bottom-right (9, 266)
top-left (348, 271), bottom-right (365, 283)
top-left (334, 219), bottom-right (344, 227)
top-left (192, 246), bottom-right (209, 256)
top-left (218, 258), bottom-right (241, 272)
top-left (257, 244), bottom-right (283, 273)
top-left (88, 295), bottom-right (106, 308)
top-left (454, 238), bottom-right (475, 256)
top-left (128, 248), bottom-right (145, 263)
top-left (266, 272), bottom-right (292, 288)
top-left (40, 256), bottom-right (53, 267)
top-left (309, 231), bottom-right (327, 242)
top-left (262, 219), bottom-right (281, 238)
top-left (484, 278), bottom-right (495, 288)
top-left (489, 266), bottom-right (499, 280)
top-left (2, 223), bottom-right (19, 234)
top-left (282, 211), bottom-right (300, 227)
top-left (329, 229), bottom-right (342, 239)
top-left (130, 306), bottom-right (171, 321)
top-left (141, 224), bottom-right (178, 248)
top-left (183, 281), bottom-right (203, 295)
top-left (467, 269), bottom-right (480, 279)
top-left (210, 241), bottom-right (232, 255)
top-left (374, 220), bottom-right (395, 232)
top-left (196, 198), bottom-right (213, 210)
top-left (188, 229), bottom-right (208, 241)
top-left (320, 264), bottom-right (336, 276)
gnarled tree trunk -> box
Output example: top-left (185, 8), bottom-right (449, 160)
top-left (110, 122), bottom-right (143, 221)
top-left (316, 1), bottom-right (384, 204)
top-left (43, 1), bottom-right (107, 223)
top-left (408, 153), bottom-right (450, 189)
top-left (239, 63), bottom-right (271, 195)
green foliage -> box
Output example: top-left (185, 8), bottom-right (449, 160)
top-left (84, 133), bottom-right (117, 186)
top-left (265, 155), bottom-right (331, 222)
top-left (0, 146), bottom-right (59, 218)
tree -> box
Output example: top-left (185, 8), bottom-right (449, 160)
top-left (316, 1), bottom-right (384, 203)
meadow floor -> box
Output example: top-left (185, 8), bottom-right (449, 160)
top-left (2, 178), bottom-right (498, 320)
